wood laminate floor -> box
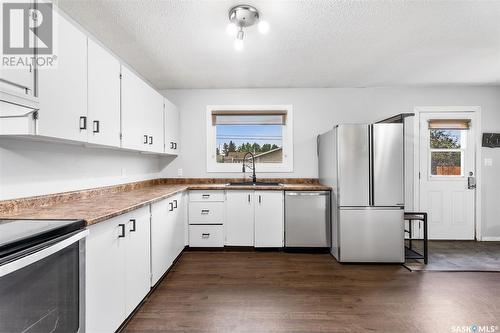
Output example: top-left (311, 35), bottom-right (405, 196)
top-left (123, 251), bottom-right (500, 333)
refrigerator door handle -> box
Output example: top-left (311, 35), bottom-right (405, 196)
top-left (368, 125), bottom-right (374, 206)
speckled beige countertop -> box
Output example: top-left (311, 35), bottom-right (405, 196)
top-left (0, 179), bottom-right (331, 226)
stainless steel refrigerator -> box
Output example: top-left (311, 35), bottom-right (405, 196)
top-left (318, 123), bottom-right (405, 263)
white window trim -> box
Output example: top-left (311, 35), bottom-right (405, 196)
top-left (206, 105), bottom-right (294, 173)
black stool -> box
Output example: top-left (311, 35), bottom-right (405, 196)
top-left (404, 212), bottom-right (428, 264)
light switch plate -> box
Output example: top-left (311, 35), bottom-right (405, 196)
top-left (177, 168), bottom-right (183, 176)
top-left (484, 158), bottom-right (493, 167)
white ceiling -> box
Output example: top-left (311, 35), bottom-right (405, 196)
top-left (56, 0), bottom-right (500, 89)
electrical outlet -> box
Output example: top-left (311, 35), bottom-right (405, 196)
top-left (484, 158), bottom-right (493, 167)
top-left (177, 168), bottom-right (183, 176)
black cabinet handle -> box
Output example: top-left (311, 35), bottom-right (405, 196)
top-left (169, 202), bottom-right (174, 211)
top-left (93, 120), bottom-right (100, 133)
top-left (144, 135), bottom-right (148, 144)
top-left (149, 136), bottom-right (153, 145)
top-left (201, 209), bottom-right (210, 215)
top-left (248, 194), bottom-right (251, 203)
top-left (173, 199), bottom-right (178, 209)
top-left (202, 233), bottom-right (210, 238)
top-left (118, 224), bottom-right (125, 238)
top-left (170, 142), bottom-right (174, 149)
top-left (174, 142), bottom-right (177, 149)
top-left (202, 194), bottom-right (210, 199)
top-left (129, 219), bottom-right (136, 232)
top-left (79, 116), bottom-right (87, 130)
top-left (259, 195), bottom-right (262, 204)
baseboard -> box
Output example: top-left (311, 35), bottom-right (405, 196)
top-left (481, 237), bottom-right (500, 241)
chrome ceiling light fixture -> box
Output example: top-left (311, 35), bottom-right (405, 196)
top-left (226, 4), bottom-right (269, 51)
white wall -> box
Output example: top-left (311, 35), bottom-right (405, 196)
top-left (0, 138), bottom-right (167, 200)
top-left (161, 86), bottom-right (500, 239)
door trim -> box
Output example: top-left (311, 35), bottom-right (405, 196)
top-left (413, 106), bottom-right (482, 240)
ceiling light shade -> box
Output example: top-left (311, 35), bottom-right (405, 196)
top-left (258, 20), bottom-right (269, 34)
top-left (226, 4), bottom-right (267, 51)
top-left (234, 39), bottom-right (244, 51)
top-left (226, 22), bottom-right (238, 36)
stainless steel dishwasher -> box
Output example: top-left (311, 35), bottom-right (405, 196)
top-left (285, 191), bottom-right (331, 248)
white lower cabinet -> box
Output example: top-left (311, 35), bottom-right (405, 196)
top-left (254, 191), bottom-right (284, 247)
top-left (189, 225), bottom-right (224, 247)
top-left (188, 190), bottom-right (225, 247)
top-left (86, 206), bottom-right (151, 333)
top-left (151, 193), bottom-right (185, 286)
top-left (225, 190), bottom-right (255, 246)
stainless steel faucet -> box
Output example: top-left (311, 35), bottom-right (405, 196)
top-left (242, 152), bottom-right (257, 183)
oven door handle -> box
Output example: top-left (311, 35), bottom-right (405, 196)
top-left (0, 229), bottom-right (89, 278)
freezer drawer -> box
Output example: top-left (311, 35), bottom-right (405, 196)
top-left (285, 191), bottom-right (330, 247)
top-left (339, 208), bottom-right (404, 263)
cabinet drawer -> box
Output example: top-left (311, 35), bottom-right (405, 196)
top-left (189, 225), bottom-right (224, 247)
top-left (189, 202), bottom-right (224, 224)
top-left (189, 190), bottom-right (224, 202)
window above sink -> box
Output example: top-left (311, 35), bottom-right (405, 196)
top-left (206, 105), bottom-right (294, 173)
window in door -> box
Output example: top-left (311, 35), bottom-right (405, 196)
top-left (428, 119), bottom-right (470, 177)
top-left (206, 106), bottom-right (293, 172)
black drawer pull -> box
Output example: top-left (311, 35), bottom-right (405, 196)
top-left (118, 224), bottom-right (125, 238)
top-left (149, 136), bottom-right (153, 145)
top-left (201, 194), bottom-right (210, 199)
top-left (201, 233), bottom-right (210, 238)
top-left (93, 120), bottom-right (100, 133)
top-left (144, 135), bottom-right (148, 144)
top-left (173, 199), bottom-right (178, 209)
top-left (201, 209), bottom-right (210, 215)
top-left (79, 116), bottom-right (87, 130)
top-left (169, 202), bottom-right (174, 211)
top-left (129, 219), bottom-right (136, 232)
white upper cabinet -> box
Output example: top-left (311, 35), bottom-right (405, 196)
top-left (225, 190), bottom-right (255, 246)
top-left (254, 191), bottom-right (284, 247)
top-left (164, 98), bottom-right (179, 155)
top-left (87, 38), bottom-right (121, 147)
top-left (121, 66), bottom-right (163, 153)
top-left (37, 10), bottom-right (87, 142)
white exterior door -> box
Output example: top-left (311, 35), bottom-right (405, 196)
top-left (419, 112), bottom-right (476, 240)
top-left (254, 191), bottom-right (284, 247)
top-left (225, 190), bottom-right (254, 246)
top-left (87, 38), bottom-right (121, 147)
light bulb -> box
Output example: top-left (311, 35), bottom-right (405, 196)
top-left (226, 23), bottom-right (238, 36)
top-left (258, 20), bottom-right (269, 34)
top-left (233, 38), bottom-right (244, 51)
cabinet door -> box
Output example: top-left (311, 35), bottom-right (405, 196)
top-left (254, 191), bottom-right (284, 247)
top-left (86, 216), bottom-right (126, 333)
top-left (148, 90), bottom-right (164, 153)
top-left (38, 11), bottom-right (87, 142)
top-left (121, 66), bottom-right (149, 151)
top-left (87, 38), bottom-right (120, 147)
top-left (164, 98), bottom-right (179, 155)
top-left (151, 198), bottom-right (174, 286)
top-left (121, 66), bottom-right (163, 152)
top-left (171, 194), bottom-right (185, 261)
top-left (225, 190), bottom-right (254, 246)
top-left (124, 206), bottom-right (151, 315)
